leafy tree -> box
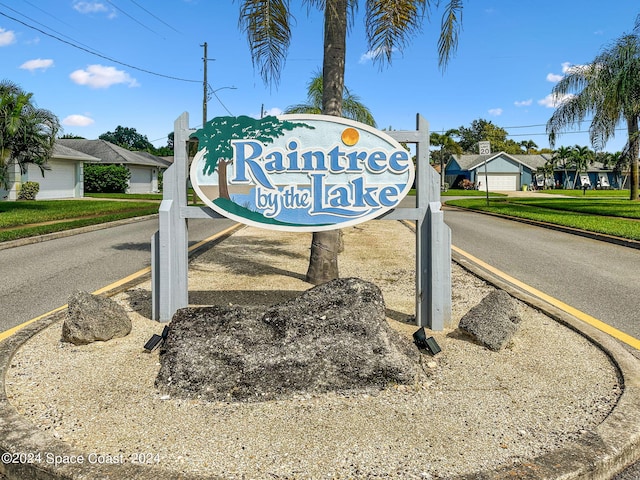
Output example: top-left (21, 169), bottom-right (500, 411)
top-left (456, 118), bottom-right (523, 154)
top-left (238, 0), bottom-right (463, 284)
top-left (0, 80), bottom-right (59, 190)
top-left (60, 133), bottom-right (86, 139)
top-left (284, 71), bottom-right (376, 127)
top-left (547, 24), bottom-right (640, 200)
top-left (99, 126), bottom-right (154, 152)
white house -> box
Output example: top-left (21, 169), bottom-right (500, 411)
top-left (57, 139), bottom-right (171, 194)
top-left (1, 143), bottom-right (99, 201)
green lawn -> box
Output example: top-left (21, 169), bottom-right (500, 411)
top-left (0, 199), bottom-right (159, 242)
top-left (536, 189), bottom-right (631, 198)
top-left (445, 197), bottom-right (640, 241)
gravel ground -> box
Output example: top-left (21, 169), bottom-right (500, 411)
top-left (5, 221), bottom-right (621, 479)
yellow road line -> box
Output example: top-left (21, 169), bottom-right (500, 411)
top-left (0, 224), bottom-right (241, 342)
top-left (453, 245), bottom-right (640, 350)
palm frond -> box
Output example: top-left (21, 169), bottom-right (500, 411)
top-left (437, 0), bottom-right (462, 71)
top-left (238, 0), bottom-right (292, 86)
top-left (365, 0), bottom-right (427, 65)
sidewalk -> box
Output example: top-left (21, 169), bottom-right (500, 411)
top-left (1, 220), bottom-right (640, 479)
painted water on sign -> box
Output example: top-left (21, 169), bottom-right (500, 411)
top-left (190, 114), bottom-right (415, 232)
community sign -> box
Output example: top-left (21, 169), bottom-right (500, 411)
top-left (189, 114), bottom-right (415, 232)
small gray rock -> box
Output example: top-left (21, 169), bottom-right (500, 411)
top-left (62, 291), bottom-right (132, 345)
top-left (458, 290), bottom-right (521, 351)
top-left (156, 278), bottom-right (423, 402)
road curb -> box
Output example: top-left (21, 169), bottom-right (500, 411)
top-left (1, 223), bottom-right (639, 479)
top-left (444, 204), bottom-right (640, 250)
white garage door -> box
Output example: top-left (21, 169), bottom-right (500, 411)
top-left (476, 174), bottom-right (518, 192)
top-left (28, 160), bottom-right (77, 199)
top-left (128, 166), bottom-right (152, 194)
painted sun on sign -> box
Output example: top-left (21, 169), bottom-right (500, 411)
top-left (190, 114), bottom-right (415, 232)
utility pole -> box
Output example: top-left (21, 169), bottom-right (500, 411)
top-left (202, 42), bottom-right (208, 127)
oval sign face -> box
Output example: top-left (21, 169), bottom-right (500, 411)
top-left (190, 114), bottom-right (414, 232)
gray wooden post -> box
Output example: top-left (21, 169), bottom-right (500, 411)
top-left (386, 114), bottom-right (452, 330)
top-left (152, 113), bottom-right (191, 321)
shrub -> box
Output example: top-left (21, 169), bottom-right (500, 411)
top-left (18, 181), bottom-right (39, 200)
top-left (84, 164), bottom-right (131, 193)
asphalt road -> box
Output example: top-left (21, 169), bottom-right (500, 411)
top-left (444, 207), bottom-right (640, 342)
top-left (0, 217), bottom-right (236, 333)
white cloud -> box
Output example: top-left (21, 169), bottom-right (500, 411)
top-left (538, 93), bottom-right (574, 108)
top-left (73, 1), bottom-right (116, 18)
top-left (488, 108), bottom-right (503, 116)
top-left (20, 58), bottom-right (54, 72)
top-left (546, 72), bottom-right (563, 83)
top-left (62, 114), bottom-right (95, 127)
top-left (0, 28), bottom-right (16, 47)
top-left (73, 1), bottom-right (108, 14)
top-left (514, 99), bottom-right (532, 107)
top-left (547, 62), bottom-right (580, 83)
top-left (70, 64), bottom-right (139, 88)
top-left (359, 46), bottom-right (397, 64)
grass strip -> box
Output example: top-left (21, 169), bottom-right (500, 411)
top-left (537, 189), bottom-right (631, 198)
top-left (0, 207), bottom-right (158, 242)
top-left (445, 198), bottom-right (640, 241)
top-left (0, 200), bottom-right (159, 228)
top-left (504, 198), bottom-right (640, 219)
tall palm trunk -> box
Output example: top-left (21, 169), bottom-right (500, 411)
top-left (305, 0), bottom-right (347, 285)
top-left (628, 115), bottom-right (640, 200)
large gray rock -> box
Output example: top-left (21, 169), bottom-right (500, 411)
top-left (156, 278), bottom-right (423, 402)
top-left (62, 291), bottom-right (132, 345)
top-left (458, 290), bottom-right (521, 351)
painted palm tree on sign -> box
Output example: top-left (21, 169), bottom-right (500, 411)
top-left (284, 71), bottom-right (377, 127)
top-left (546, 22), bottom-right (640, 200)
top-left (0, 80), bottom-right (59, 191)
top-left (239, 0), bottom-right (463, 284)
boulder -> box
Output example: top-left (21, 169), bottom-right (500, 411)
top-left (156, 278), bottom-right (423, 402)
top-left (62, 291), bottom-right (132, 345)
top-left (457, 290), bottom-right (521, 351)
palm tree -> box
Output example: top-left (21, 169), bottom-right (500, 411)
top-left (570, 145), bottom-right (593, 188)
top-left (285, 71), bottom-right (376, 127)
top-left (239, 0), bottom-right (463, 284)
top-left (546, 28), bottom-right (640, 200)
top-left (519, 139), bottom-right (538, 154)
top-left (0, 80), bottom-right (59, 191)
top-left (552, 145), bottom-right (573, 188)
top-left (430, 129), bottom-right (461, 190)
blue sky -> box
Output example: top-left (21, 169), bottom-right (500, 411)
top-left (1, 1), bottom-right (638, 152)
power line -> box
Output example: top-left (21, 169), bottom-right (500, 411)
top-left (0, 10), bottom-right (200, 83)
top-left (105, 0), bottom-right (164, 39)
top-left (20, 0), bottom-right (76, 30)
top-left (126, 0), bottom-right (182, 35)
top-left (3, 2), bottom-right (110, 58)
